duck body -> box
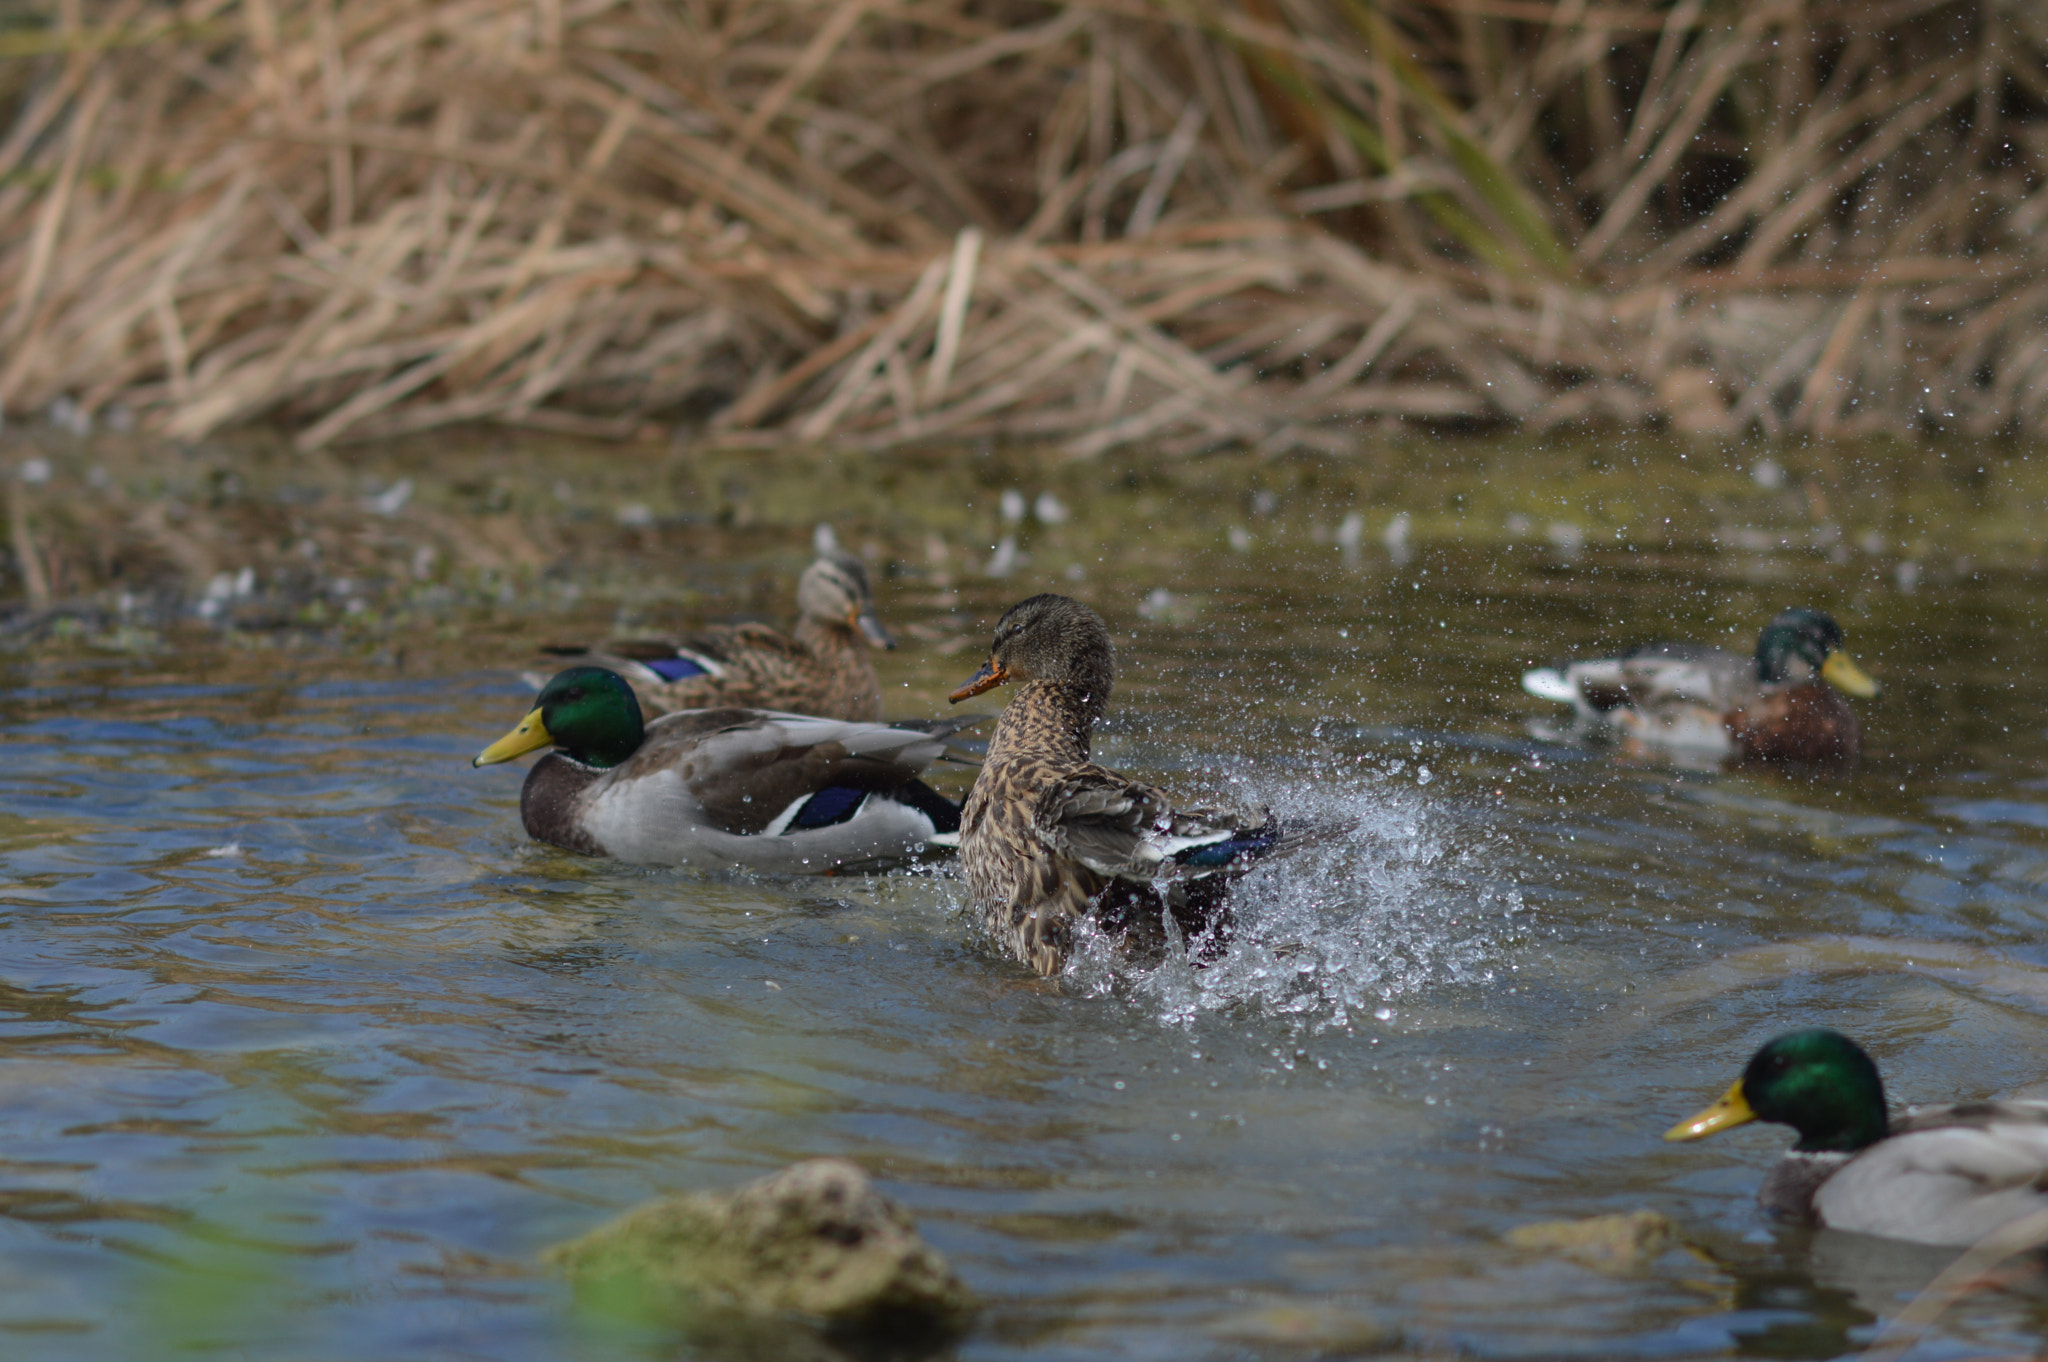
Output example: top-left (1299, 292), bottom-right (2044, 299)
top-left (546, 552), bottom-right (892, 722)
top-left (952, 595), bottom-right (1306, 976)
top-left (477, 668), bottom-right (971, 874)
top-left (1667, 1028), bottom-right (2048, 1246)
top-left (1522, 608), bottom-right (1877, 764)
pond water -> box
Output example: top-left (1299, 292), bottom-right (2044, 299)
top-left (2, 440), bottom-right (2047, 1359)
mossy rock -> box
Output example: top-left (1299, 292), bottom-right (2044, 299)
top-left (1207, 1301), bottom-right (1400, 1352)
top-left (1504, 1210), bottom-right (1678, 1271)
top-left (546, 1158), bottom-right (977, 1337)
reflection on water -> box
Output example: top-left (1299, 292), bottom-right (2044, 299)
top-left (1, 444), bottom-right (2047, 1359)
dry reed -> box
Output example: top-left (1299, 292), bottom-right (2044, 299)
top-left (0, 0), bottom-right (2043, 454)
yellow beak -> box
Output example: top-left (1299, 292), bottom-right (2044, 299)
top-left (474, 708), bottom-right (553, 766)
top-left (1664, 1080), bottom-right (1756, 1142)
top-left (1822, 651), bottom-right (1879, 698)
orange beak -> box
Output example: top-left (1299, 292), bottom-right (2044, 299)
top-left (948, 658), bottom-right (1007, 703)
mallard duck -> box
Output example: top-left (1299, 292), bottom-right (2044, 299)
top-left (1520, 607), bottom-right (1878, 763)
top-left (544, 552), bottom-right (893, 721)
top-left (1666, 1027), bottom-right (2048, 1246)
top-left (948, 594), bottom-right (1311, 976)
top-left (474, 667), bottom-right (975, 872)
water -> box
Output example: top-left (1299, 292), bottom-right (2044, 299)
top-left (3, 441), bottom-right (2048, 1359)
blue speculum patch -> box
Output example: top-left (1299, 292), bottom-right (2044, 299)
top-left (1174, 830), bottom-right (1281, 868)
top-left (643, 656), bottom-right (709, 682)
top-left (790, 785), bottom-right (867, 829)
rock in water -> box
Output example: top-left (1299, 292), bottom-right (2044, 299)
top-left (1503, 1210), bottom-right (1678, 1271)
top-left (1207, 1301), bottom-right (1400, 1352)
top-left (546, 1158), bottom-right (977, 1335)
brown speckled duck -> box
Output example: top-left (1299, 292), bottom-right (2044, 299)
top-left (546, 552), bottom-right (893, 721)
top-left (949, 594), bottom-right (1308, 977)
top-left (1521, 607), bottom-right (1878, 764)
top-left (475, 667), bottom-right (971, 872)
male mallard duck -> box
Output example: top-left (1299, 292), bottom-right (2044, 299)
top-left (1666, 1027), bottom-right (2048, 1246)
top-left (546, 552), bottom-right (893, 721)
top-left (948, 594), bottom-right (1309, 977)
top-left (1521, 607), bottom-right (1878, 763)
top-left (475, 667), bottom-right (974, 872)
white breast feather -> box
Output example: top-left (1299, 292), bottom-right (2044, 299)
top-left (581, 768), bottom-right (699, 864)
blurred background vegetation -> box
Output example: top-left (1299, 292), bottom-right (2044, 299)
top-left (0, 0), bottom-right (2042, 456)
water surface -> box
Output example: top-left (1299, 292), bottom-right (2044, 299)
top-left (2, 441), bottom-right (2047, 1359)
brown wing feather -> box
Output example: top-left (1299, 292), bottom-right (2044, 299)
top-left (625, 711), bottom-right (941, 835)
top-left (645, 622), bottom-right (878, 720)
top-left (1037, 767), bottom-right (1170, 876)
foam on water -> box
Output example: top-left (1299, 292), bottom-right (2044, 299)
top-left (1065, 762), bottom-right (1523, 1029)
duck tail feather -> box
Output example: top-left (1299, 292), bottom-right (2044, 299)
top-left (886, 777), bottom-right (965, 836)
top-left (1521, 667), bottom-right (1579, 703)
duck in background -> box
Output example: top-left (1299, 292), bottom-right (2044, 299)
top-left (544, 549), bottom-right (893, 721)
top-left (950, 594), bottom-right (1321, 976)
top-left (1666, 1027), bottom-right (2048, 1246)
top-left (1521, 607), bottom-right (1878, 764)
top-left (475, 667), bottom-right (977, 872)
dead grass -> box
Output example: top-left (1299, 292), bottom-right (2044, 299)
top-left (0, 0), bottom-right (2043, 453)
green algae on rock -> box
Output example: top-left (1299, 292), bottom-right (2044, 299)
top-left (546, 1158), bottom-right (977, 1337)
top-left (1504, 1211), bottom-right (1679, 1273)
top-left (1206, 1301), bottom-right (1401, 1353)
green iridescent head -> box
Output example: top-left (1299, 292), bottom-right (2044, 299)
top-left (474, 667), bottom-right (644, 770)
top-left (1755, 608), bottom-right (1878, 697)
top-left (1666, 1027), bottom-right (1890, 1154)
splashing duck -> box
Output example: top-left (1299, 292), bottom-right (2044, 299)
top-left (950, 594), bottom-right (1318, 976)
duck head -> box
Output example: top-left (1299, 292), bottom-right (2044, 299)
top-left (1757, 608), bottom-right (1878, 697)
top-left (1665, 1027), bottom-right (1890, 1154)
top-left (475, 667), bottom-right (644, 770)
top-left (797, 551), bottom-right (894, 649)
top-left (949, 594), bottom-right (1115, 706)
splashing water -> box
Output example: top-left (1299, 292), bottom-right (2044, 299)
top-left (1066, 764), bottom-right (1523, 1028)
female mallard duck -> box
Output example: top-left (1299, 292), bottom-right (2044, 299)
top-left (546, 552), bottom-right (893, 721)
top-left (948, 594), bottom-right (1308, 977)
top-left (475, 667), bottom-right (972, 872)
top-left (1521, 607), bottom-right (1878, 763)
top-left (1666, 1027), bottom-right (2048, 1246)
